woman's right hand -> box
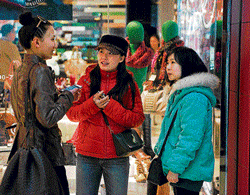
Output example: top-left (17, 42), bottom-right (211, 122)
top-left (93, 91), bottom-right (110, 109)
top-left (70, 88), bottom-right (81, 102)
top-left (167, 171), bottom-right (179, 183)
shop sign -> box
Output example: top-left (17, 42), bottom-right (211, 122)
top-left (8, 0), bottom-right (45, 8)
top-left (25, 0), bottom-right (45, 8)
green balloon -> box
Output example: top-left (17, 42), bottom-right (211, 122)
top-left (162, 20), bottom-right (178, 43)
top-left (126, 21), bottom-right (144, 44)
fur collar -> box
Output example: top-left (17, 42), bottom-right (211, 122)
top-left (167, 72), bottom-right (220, 98)
top-left (159, 73), bottom-right (220, 112)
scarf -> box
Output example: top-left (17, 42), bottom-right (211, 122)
top-left (126, 41), bottom-right (154, 69)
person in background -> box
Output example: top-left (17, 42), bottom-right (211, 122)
top-left (0, 23), bottom-right (21, 145)
top-left (66, 35), bottom-right (145, 195)
top-left (146, 33), bottom-right (160, 81)
top-left (153, 46), bottom-right (219, 194)
top-left (149, 34), bottom-right (160, 54)
top-left (0, 23), bottom-right (22, 82)
top-left (0, 23), bottom-right (22, 104)
top-left (10, 12), bottom-right (80, 195)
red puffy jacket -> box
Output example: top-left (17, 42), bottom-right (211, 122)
top-left (66, 65), bottom-right (145, 158)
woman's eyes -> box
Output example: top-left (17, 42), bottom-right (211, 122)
top-left (99, 50), bottom-right (116, 55)
top-left (167, 60), bottom-right (175, 64)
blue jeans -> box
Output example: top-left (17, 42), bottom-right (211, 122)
top-left (76, 154), bottom-right (130, 195)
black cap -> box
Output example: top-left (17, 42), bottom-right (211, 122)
top-left (96, 35), bottom-right (128, 55)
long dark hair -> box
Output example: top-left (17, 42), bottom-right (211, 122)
top-left (166, 46), bottom-right (208, 81)
top-left (89, 60), bottom-right (136, 109)
top-left (18, 12), bottom-right (52, 49)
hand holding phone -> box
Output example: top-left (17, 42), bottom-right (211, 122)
top-left (93, 91), bottom-right (110, 109)
top-left (61, 84), bottom-right (82, 92)
top-left (61, 84), bottom-right (82, 101)
top-left (99, 91), bottom-right (106, 99)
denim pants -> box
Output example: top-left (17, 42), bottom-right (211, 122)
top-left (76, 154), bottom-right (130, 195)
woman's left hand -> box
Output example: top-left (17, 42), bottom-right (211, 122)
top-left (167, 171), bottom-right (179, 183)
top-left (93, 91), bottom-right (110, 109)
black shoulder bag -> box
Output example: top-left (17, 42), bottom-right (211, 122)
top-left (147, 110), bottom-right (178, 186)
top-left (101, 111), bottom-right (143, 157)
top-left (0, 68), bottom-right (65, 195)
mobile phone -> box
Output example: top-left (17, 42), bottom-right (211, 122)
top-left (61, 84), bottom-right (82, 92)
top-left (98, 91), bottom-right (106, 98)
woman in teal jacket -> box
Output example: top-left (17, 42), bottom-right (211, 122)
top-left (154, 46), bottom-right (220, 194)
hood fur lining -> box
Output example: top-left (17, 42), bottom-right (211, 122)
top-left (169, 73), bottom-right (220, 97)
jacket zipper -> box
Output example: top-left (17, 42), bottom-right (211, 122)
top-left (105, 73), bottom-right (110, 155)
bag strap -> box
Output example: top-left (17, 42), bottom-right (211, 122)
top-left (158, 110), bottom-right (178, 158)
top-left (101, 111), bottom-right (114, 134)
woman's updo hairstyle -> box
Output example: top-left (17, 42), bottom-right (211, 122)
top-left (18, 12), bottom-right (51, 49)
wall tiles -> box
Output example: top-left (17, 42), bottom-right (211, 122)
top-left (242, 0), bottom-right (250, 23)
top-left (229, 23), bottom-right (240, 93)
top-left (231, 0), bottom-right (241, 24)
top-left (240, 23), bottom-right (250, 97)
top-left (227, 91), bottom-right (238, 194)
top-left (238, 21), bottom-right (250, 195)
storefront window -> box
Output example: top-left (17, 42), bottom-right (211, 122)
top-left (177, 0), bottom-right (224, 194)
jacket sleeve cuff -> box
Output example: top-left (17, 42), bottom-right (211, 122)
top-left (61, 90), bottom-right (74, 103)
top-left (80, 95), bottom-right (100, 115)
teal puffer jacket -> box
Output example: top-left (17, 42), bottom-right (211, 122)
top-left (154, 73), bottom-right (219, 182)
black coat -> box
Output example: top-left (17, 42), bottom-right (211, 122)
top-left (11, 54), bottom-right (74, 166)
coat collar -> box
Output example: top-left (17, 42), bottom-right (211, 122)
top-left (169, 72), bottom-right (220, 97)
top-left (162, 73), bottom-right (220, 115)
top-left (23, 54), bottom-right (47, 68)
top-left (100, 68), bottom-right (117, 80)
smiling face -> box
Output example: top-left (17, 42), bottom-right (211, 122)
top-left (39, 25), bottom-right (57, 60)
top-left (97, 48), bottom-right (125, 72)
top-left (166, 53), bottom-right (182, 81)
top-left (150, 36), bottom-right (159, 52)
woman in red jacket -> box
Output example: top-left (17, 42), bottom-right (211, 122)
top-left (67, 35), bottom-right (145, 195)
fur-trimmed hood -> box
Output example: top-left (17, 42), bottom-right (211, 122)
top-left (162, 73), bottom-right (220, 111)
top-left (170, 72), bottom-right (220, 95)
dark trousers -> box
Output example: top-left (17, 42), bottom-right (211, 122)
top-left (173, 186), bottom-right (199, 195)
top-left (54, 166), bottom-right (70, 195)
top-left (147, 181), bottom-right (158, 195)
